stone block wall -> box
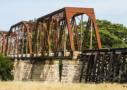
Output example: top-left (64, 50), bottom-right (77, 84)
top-left (61, 60), bottom-right (87, 83)
top-left (22, 60), bottom-right (33, 81)
top-left (13, 59), bottom-right (24, 81)
top-left (12, 59), bottom-right (87, 83)
top-left (13, 59), bottom-right (59, 82)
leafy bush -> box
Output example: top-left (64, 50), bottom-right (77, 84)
top-left (0, 53), bottom-right (14, 81)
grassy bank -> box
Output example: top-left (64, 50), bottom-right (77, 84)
top-left (0, 81), bottom-right (127, 90)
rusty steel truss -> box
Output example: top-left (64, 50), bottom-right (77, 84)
top-left (0, 7), bottom-right (102, 60)
top-left (5, 21), bottom-right (36, 58)
top-left (33, 7), bottom-right (102, 59)
top-left (0, 31), bottom-right (8, 54)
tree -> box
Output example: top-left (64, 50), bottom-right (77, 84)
top-left (97, 19), bottom-right (127, 49)
top-left (77, 19), bottom-right (127, 49)
top-left (0, 53), bottom-right (14, 81)
top-left (29, 18), bottom-right (37, 22)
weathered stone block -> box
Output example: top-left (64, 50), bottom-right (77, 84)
top-left (13, 59), bottom-right (59, 82)
top-left (61, 60), bottom-right (85, 83)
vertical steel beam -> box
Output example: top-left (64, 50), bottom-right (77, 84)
top-left (39, 23), bottom-right (42, 53)
top-left (82, 18), bottom-right (91, 50)
top-left (8, 36), bottom-right (10, 55)
top-left (80, 15), bottom-right (83, 50)
top-left (6, 37), bottom-right (9, 56)
top-left (52, 23), bottom-right (55, 51)
top-left (17, 26), bottom-right (19, 57)
top-left (64, 19), bottom-right (67, 56)
top-left (93, 21), bottom-right (102, 49)
top-left (14, 27), bottom-right (16, 54)
top-left (57, 24), bottom-right (63, 51)
top-left (26, 35), bottom-right (28, 57)
top-left (90, 20), bottom-right (93, 50)
top-left (56, 17), bottom-right (59, 45)
top-left (13, 38), bottom-right (15, 55)
top-left (21, 25), bottom-right (24, 57)
top-left (36, 23), bottom-right (40, 56)
top-left (23, 21), bottom-right (32, 56)
top-left (48, 17), bottom-right (52, 56)
top-left (10, 36), bottom-right (12, 55)
top-left (56, 19), bottom-right (60, 51)
top-left (74, 19), bottom-right (80, 50)
top-left (65, 12), bottom-right (75, 51)
top-left (71, 18), bottom-right (74, 40)
top-left (41, 19), bottom-right (45, 56)
top-left (30, 28), bottom-right (32, 43)
top-left (3, 34), bottom-right (6, 55)
top-left (61, 21), bottom-right (64, 51)
top-left (0, 31), bottom-right (6, 55)
top-left (86, 13), bottom-right (102, 49)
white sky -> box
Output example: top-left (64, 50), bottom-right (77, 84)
top-left (0, 0), bottom-right (127, 31)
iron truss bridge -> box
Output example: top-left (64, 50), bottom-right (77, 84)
top-left (0, 7), bottom-right (126, 83)
top-left (0, 7), bottom-right (102, 60)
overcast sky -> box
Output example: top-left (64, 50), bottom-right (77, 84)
top-left (0, 0), bottom-right (127, 31)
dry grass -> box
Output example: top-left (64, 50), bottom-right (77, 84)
top-left (0, 81), bottom-right (127, 90)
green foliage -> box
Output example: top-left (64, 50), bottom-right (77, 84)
top-left (29, 18), bottom-right (37, 22)
top-left (77, 19), bottom-right (127, 49)
top-left (0, 53), bottom-right (14, 81)
top-left (97, 19), bottom-right (127, 49)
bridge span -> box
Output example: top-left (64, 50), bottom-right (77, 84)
top-left (0, 7), bottom-right (127, 83)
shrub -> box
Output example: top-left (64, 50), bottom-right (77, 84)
top-left (0, 53), bottom-right (14, 81)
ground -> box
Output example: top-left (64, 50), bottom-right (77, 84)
top-left (0, 81), bottom-right (127, 90)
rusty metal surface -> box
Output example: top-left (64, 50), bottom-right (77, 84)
top-left (74, 19), bottom-right (80, 50)
top-left (0, 31), bottom-right (6, 55)
top-left (5, 21), bottom-right (36, 57)
top-left (23, 21), bottom-right (33, 56)
top-left (0, 7), bottom-right (102, 60)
